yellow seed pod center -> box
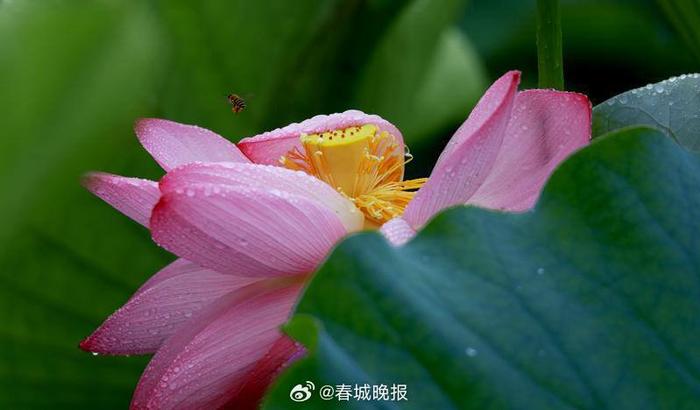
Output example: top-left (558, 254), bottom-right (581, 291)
top-left (280, 123), bottom-right (427, 226)
top-left (300, 124), bottom-right (377, 195)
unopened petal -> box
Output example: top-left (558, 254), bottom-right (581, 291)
top-left (238, 110), bottom-right (403, 165)
top-left (82, 172), bottom-right (159, 227)
top-left (150, 185), bottom-right (347, 277)
top-left (403, 71), bottom-right (521, 228)
top-left (79, 259), bottom-right (257, 355)
top-left (135, 118), bottom-right (250, 171)
top-left (468, 90), bottom-right (591, 211)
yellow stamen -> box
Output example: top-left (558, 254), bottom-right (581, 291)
top-left (280, 124), bottom-right (427, 226)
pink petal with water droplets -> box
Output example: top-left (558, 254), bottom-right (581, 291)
top-left (380, 217), bottom-right (416, 246)
top-left (131, 278), bottom-right (303, 410)
top-left (82, 172), bottom-right (160, 227)
top-left (135, 118), bottom-right (250, 171)
top-left (237, 110), bottom-right (403, 165)
top-left (150, 184), bottom-right (347, 277)
top-left (403, 71), bottom-right (521, 228)
top-left (468, 90), bottom-right (591, 211)
top-left (160, 162), bottom-right (363, 232)
top-left (226, 336), bottom-right (305, 408)
top-left (79, 259), bottom-right (258, 355)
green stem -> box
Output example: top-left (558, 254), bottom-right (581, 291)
top-left (536, 0), bottom-right (564, 90)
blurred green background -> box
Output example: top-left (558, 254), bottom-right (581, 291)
top-left (0, 0), bottom-right (696, 407)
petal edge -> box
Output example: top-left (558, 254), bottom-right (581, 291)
top-left (131, 278), bottom-right (303, 409)
top-left (79, 259), bottom-right (257, 355)
top-left (150, 184), bottom-right (347, 277)
top-left (468, 89), bottom-right (591, 211)
top-left (82, 172), bottom-right (159, 227)
top-left (403, 71), bottom-right (521, 228)
top-left (135, 118), bottom-right (250, 171)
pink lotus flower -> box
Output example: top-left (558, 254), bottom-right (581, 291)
top-left (80, 71), bottom-right (590, 409)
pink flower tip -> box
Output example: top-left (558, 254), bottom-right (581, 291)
top-left (78, 336), bottom-right (97, 353)
top-left (80, 171), bottom-right (105, 190)
top-left (78, 329), bottom-right (118, 355)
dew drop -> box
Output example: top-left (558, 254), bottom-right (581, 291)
top-left (536, 267), bottom-right (545, 275)
top-left (465, 347), bottom-right (478, 357)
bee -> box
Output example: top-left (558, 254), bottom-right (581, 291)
top-left (226, 93), bottom-right (247, 113)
